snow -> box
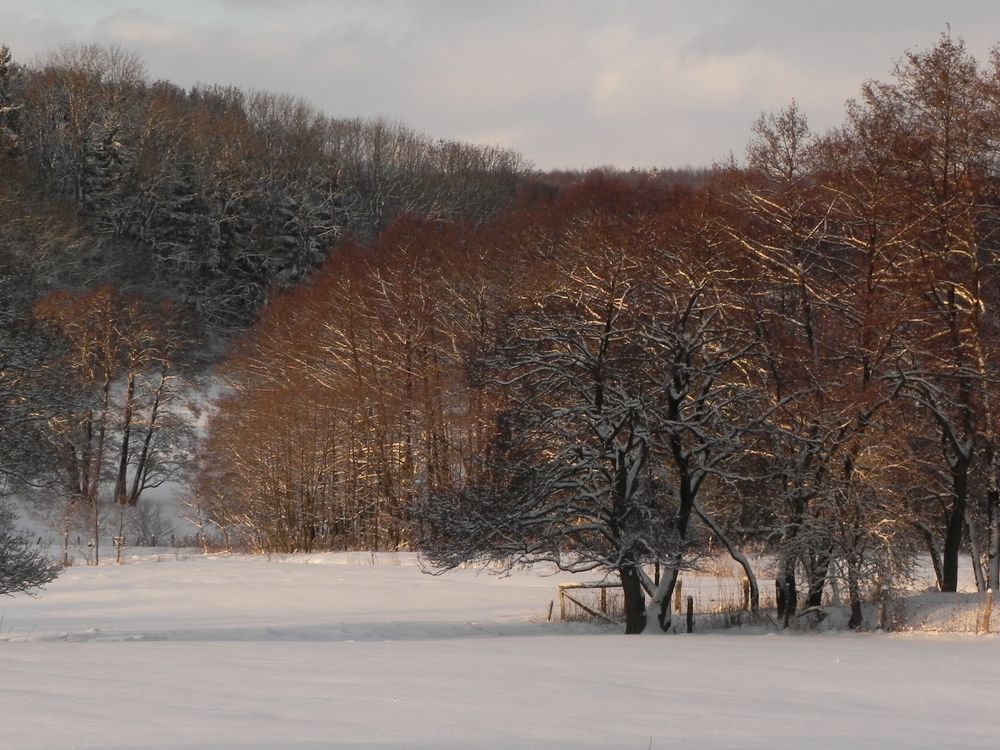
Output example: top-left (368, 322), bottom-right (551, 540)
top-left (2, 553), bottom-right (999, 749)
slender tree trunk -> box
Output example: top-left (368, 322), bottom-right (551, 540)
top-left (778, 489), bottom-right (805, 624)
top-left (62, 502), bottom-right (73, 567)
top-left (88, 372), bottom-right (114, 566)
top-left (780, 555), bottom-right (797, 628)
top-left (92, 495), bottom-right (100, 566)
top-left (127, 366), bottom-right (167, 505)
top-left (116, 503), bottom-right (126, 564)
top-left (113, 372), bottom-right (137, 506)
top-left (694, 502), bottom-right (759, 613)
top-left (916, 523), bottom-right (944, 590)
top-left (966, 513), bottom-right (986, 592)
top-left (988, 489), bottom-right (1000, 590)
top-left (847, 562), bottom-right (863, 629)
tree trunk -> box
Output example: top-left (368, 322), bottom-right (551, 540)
top-left (641, 429), bottom-right (696, 633)
top-left (780, 555), bottom-right (797, 628)
top-left (113, 372), bottom-right (137, 506)
top-left (942, 466), bottom-right (969, 592)
top-left (847, 563), bottom-right (863, 630)
top-left (778, 490), bottom-right (804, 624)
top-left (648, 566), bottom-right (679, 632)
top-left (805, 549), bottom-right (831, 608)
top-left (988, 489), bottom-right (1000, 590)
top-left (916, 523), bottom-right (944, 590)
top-left (966, 513), bottom-right (986, 592)
top-left (62, 503), bottom-right (73, 567)
top-left (620, 563), bottom-right (647, 634)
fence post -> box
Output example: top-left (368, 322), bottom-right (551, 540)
top-left (675, 579), bottom-right (683, 613)
top-left (686, 595), bottom-right (694, 633)
top-left (600, 586), bottom-right (607, 614)
top-left (559, 588), bottom-right (566, 621)
top-left (983, 589), bottom-right (994, 635)
top-left (742, 579), bottom-right (750, 611)
top-left (547, 599), bottom-right (554, 622)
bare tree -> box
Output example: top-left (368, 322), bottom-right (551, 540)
top-left (416, 217), bottom-right (662, 632)
top-left (416, 202), bottom-right (765, 633)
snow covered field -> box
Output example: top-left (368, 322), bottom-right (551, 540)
top-left (2, 553), bottom-right (999, 749)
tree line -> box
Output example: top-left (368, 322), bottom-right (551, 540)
top-left (201, 34), bottom-right (1000, 633)
top-left (4, 35), bottom-right (1000, 634)
top-left (1, 43), bottom-right (527, 331)
top-left (0, 39), bottom-right (524, 577)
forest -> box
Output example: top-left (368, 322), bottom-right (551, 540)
top-left (3, 34), bottom-right (1000, 633)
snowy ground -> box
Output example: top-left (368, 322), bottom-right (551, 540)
top-left (2, 553), bottom-right (999, 749)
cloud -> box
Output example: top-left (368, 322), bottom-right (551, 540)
top-left (99, 10), bottom-right (184, 45)
top-left (1, 0), bottom-right (998, 169)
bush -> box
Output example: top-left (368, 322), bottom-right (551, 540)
top-left (0, 499), bottom-right (61, 595)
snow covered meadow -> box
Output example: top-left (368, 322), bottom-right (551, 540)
top-left (2, 552), bottom-right (999, 749)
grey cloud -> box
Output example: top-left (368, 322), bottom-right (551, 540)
top-left (1, 0), bottom-right (998, 169)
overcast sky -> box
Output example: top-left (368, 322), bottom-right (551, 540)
top-left (2, 1), bottom-right (998, 170)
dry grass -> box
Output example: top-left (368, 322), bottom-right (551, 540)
top-left (902, 592), bottom-right (1000, 634)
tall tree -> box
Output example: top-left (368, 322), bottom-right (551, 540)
top-left (869, 34), bottom-right (1000, 591)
